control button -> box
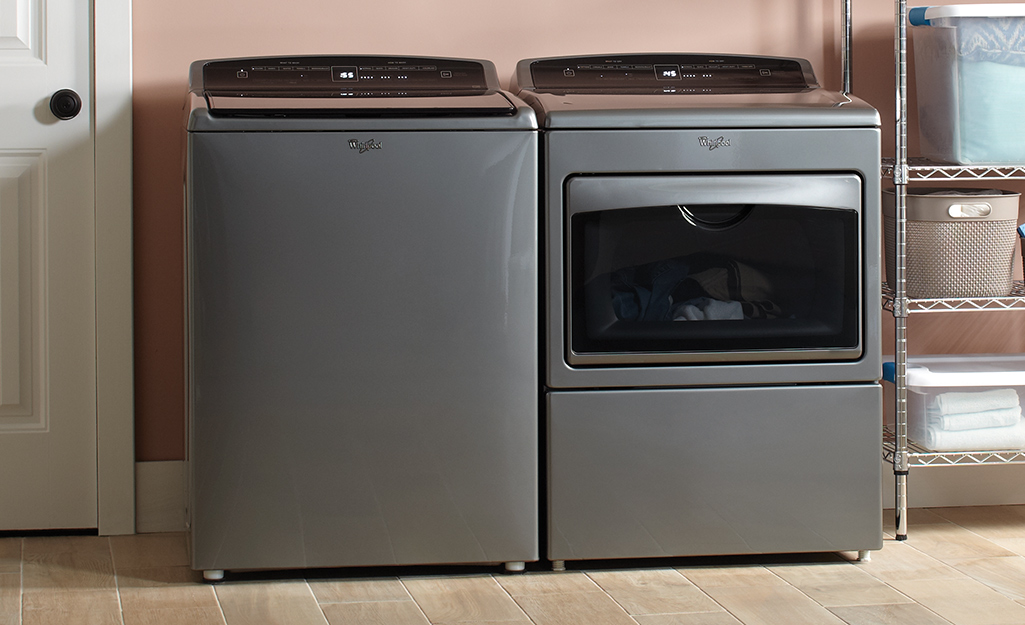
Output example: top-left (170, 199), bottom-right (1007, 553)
top-left (563, 69), bottom-right (576, 77)
top-left (236, 70), bottom-right (249, 79)
top-left (760, 69), bottom-right (772, 76)
top-left (440, 70), bottom-right (453, 78)
top-left (654, 64), bottom-right (681, 80)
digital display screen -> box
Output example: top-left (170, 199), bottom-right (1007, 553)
top-left (332, 66), bottom-right (358, 81)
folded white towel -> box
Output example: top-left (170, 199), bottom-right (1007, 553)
top-left (927, 406), bottom-right (1022, 431)
top-left (931, 388), bottom-right (1021, 416)
top-left (922, 419), bottom-right (1025, 452)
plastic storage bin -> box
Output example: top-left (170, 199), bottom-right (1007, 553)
top-left (883, 187), bottom-right (1019, 298)
top-left (884, 354), bottom-right (1025, 452)
top-left (910, 4), bottom-right (1025, 165)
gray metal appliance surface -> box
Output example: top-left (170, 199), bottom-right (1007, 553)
top-left (186, 56), bottom-right (538, 579)
top-left (514, 53), bottom-right (883, 563)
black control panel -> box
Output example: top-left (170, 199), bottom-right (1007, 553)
top-left (528, 54), bottom-right (815, 94)
top-left (200, 56), bottom-right (494, 97)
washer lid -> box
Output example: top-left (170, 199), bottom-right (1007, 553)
top-left (191, 56), bottom-right (517, 116)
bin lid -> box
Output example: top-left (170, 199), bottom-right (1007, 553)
top-left (884, 355), bottom-right (1025, 387)
top-left (911, 4), bottom-right (1025, 26)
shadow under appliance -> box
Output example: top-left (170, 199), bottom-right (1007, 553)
top-left (513, 53), bottom-right (884, 564)
top-left (185, 56), bottom-right (539, 579)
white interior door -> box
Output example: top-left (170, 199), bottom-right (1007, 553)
top-left (0, 0), bottom-right (97, 529)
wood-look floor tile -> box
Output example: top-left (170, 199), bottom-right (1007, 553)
top-left (947, 556), bottom-right (1025, 602)
top-left (122, 606), bottom-right (227, 625)
top-left (883, 508), bottom-right (952, 533)
top-left (988, 537), bottom-right (1025, 557)
top-left (496, 571), bottom-right (599, 596)
top-left (929, 506), bottom-right (1025, 540)
top-left (401, 575), bottom-right (531, 624)
top-left (308, 577), bottom-right (409, 604)
top-left (854, 540), bottom-right (967, 583)
top-left (827, 603), bottom-right (956, 625)
top-left (633, 614), bottom-right (743, 625)
top-left (216, 581), bottom-right (329, 625)
top-left (23, 549), bottom-right (116, 591)
top-left (889, 578), bottom-right (1025, 625)
top-left (897, 524), bottom-right (1016, 563)
top-left (23, 536), bottom-right (110, 558)
top-left (321, 601), bottom-right (430, 625)
top-left (586, 569), bottom-right (720, 615)
top-left (701, 585), bottom-right (847, 625)
top-left (116, 565), bottom-right (208, 588)
top-left (512, 590), bottom-right (637, 625)
top-left (0, 539), bottom-right (19, 573)
top-left (22, 589), bottom-right (122, 625)
top-left (0, 573), bottom-right (19, 625)
top-left (117, 566), bottom-right (219, 612)
top-left (109, 532), bottom-right (189, 569)
top-left (680, 565), bottom-right (788, 589)
top-left (767, 561), bottom-right (911, 607)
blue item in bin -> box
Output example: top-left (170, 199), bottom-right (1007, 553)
top-left (883, 361), bottom-right (895, 384)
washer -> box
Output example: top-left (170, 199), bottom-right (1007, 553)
top-left (513, 54), bottom-right (883, 563)
top-left (185, 56), bottom-right (538, 577)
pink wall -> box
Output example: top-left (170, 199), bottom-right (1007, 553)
top-left (132, 0), bottom-right (1025, 460)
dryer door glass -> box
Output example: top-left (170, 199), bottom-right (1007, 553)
top-left (565, 174), bottom-right (863, 365)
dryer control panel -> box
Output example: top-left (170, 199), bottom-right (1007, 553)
top-left (526, 54), bottom-right (818, 94)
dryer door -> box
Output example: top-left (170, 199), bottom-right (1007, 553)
top-left (565, 174), bottom-right (863, 365)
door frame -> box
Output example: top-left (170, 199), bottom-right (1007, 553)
top-left (94, 0), bottom-right (135, 535)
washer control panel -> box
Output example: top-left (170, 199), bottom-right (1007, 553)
top-left (527, 54), bottom-right (816, 94)
top-left (201, 56), bottom-right (494, 96)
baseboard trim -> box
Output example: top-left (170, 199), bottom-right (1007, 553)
top-left (882, 459), bottom-right (1025, 509)
top-left (135, 461), bottom-right (186, 533)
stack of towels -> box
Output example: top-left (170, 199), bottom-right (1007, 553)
top-left (921, 388), bottom-right (1025, 451)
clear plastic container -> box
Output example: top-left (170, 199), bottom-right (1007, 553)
top-left (910, 4), bottom-right (1025, 164)
top-left (884, 354), bottom-right (1025, 452)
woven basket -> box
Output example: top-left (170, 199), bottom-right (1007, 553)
top-left (883, 188), bottom-right (1019, 299)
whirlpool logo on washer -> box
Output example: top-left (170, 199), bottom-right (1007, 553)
top-left (698, 135), bottom-right (731, 150)
top-left (349, 139), bottom-right (382, 154)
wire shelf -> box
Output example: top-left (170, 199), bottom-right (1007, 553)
top-left (882, 282), bottom-right (1025, 312)
top-left (884, 426), bottom-right (1025, 466)
top-left (882, 158), bottom-right (1025, 181)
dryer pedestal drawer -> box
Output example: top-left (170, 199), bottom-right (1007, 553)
top-left (547, 384), bottom-right (882, 561)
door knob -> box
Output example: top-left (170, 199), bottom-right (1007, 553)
top-left (49, 89), bottom-right (82, 120)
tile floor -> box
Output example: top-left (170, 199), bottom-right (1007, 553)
top-left (5, 506), bottom-right (1025, 624)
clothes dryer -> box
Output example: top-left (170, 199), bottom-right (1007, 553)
top-left (514, 54), bottom-right (883, 565)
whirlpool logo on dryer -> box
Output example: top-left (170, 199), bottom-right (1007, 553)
top-left (698, 135), bottom-right (731, 150)
top-left (349, 139), bottom-right (382, 154)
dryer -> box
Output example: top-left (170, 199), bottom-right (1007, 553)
top-left (513, 54), bottom-right (883, 565)
top-left (186, 56), bottom-right (538, 578)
